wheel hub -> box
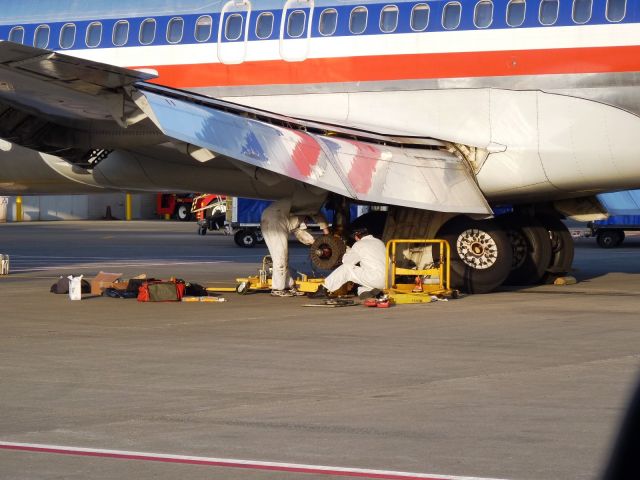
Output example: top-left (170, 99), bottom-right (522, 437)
top-left (316, 245), bottom-right (333, 259)
top-left (456, 229), bottom-right (499, 270)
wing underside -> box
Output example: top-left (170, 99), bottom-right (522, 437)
top-left (0, 42), bottom-right (491, 215)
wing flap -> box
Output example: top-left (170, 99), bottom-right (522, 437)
top-left (140, 89), bottom-right (491, 214)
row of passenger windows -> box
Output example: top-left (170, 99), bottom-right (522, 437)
top-left (8, 16), bottom-right (197, 49)
top-left (5, 0), bottom-right (629, 49)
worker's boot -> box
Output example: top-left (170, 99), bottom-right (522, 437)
top-left (308, 285), bottom-right (330, 299)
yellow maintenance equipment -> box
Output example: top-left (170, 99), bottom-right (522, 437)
top-left (206, 256), bottom-right (324, 295)
top-left (385, 239), bottom-right (459, 304)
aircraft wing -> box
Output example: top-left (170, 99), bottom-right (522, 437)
top-left (0, 42), bottom-right (491, 215)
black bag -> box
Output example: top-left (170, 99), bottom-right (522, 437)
top-left (104, 288), bottom-right (138, 299)
top-left (185, 282), bottom-right (208, 297)
top-left (50, 276), bottom-right (91, 294)
top-left (126, 278), bottom-right (148, 294)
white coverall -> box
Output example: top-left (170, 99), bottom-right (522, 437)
top-left (324, 235), bottom-right (387, 295)
top-left (261, 199), bottom-right (329, 291)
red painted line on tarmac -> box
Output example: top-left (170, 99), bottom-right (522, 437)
top-left (0, 442), bottom-right (504, 480)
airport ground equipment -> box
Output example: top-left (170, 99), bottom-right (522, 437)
top-left (385, 239), bottom-right (458, 304)
top-left (205, 256), bottom-right (325, 295)
top-left (222, 197), bottom-right (268, 247)
top-left (193, 194), bottom-right (227, 235)
top-left (588, 215), bottom-right (640, 248)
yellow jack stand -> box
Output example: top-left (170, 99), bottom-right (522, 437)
top-left (384, 239), bottom-right (459, 304)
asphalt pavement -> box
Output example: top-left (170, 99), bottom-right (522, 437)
top-left (1, 221), bottom-right (639, 480)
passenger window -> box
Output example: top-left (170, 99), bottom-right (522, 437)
top-left (507, 0), bottom-right (526, 27)
top-left (319, 8), bottom-right (338, 36)
top-left (442, 2), bottom-right (462, 30)
top-left (474, 1), bottom-right (493, 28)
top-left (167, 17), bottom-right (184, 43)
top-left (539, 0), bottom-right (559, 25)
top-left (59, 23), bottom-right (76, 49)
top-left (195, 15), bottom-right (212, 42)
top-left (572, 0), bottom-right (592, 24)
top-left (113, 20), bottom-right (129, 46)
top-left (350, 6), bottom-right (368, 34)
top-left (287, 10), bottom-right (306, 38)
top-left (86, 21), bottom-right (102, 48)
top-left (256, 12), bottom-right (274, 39)
top-left (380, 5), bottom-right (399, 33)
top-left (606, 0), bottom-right (627, 22)
top-left (140, 19), bottom-right (156, 45)
top-left (410, 4), bottom-right (430, 31)
top-left (9, 26), bottom-right (25, 44)
top-left (225, 14), bottom-right (243, 41)
top-left (34, 25), bottom-right (50, 48)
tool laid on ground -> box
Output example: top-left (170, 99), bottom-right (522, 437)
top-left (303, 299), bottom-right (357, 308)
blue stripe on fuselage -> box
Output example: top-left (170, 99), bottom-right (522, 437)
top-left (0, 1), bottom-right (637, 51)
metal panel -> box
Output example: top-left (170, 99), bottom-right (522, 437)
top-left (140, 90), bottom-right (491, 214)
top-left (598, 189), bottom-right (640, 216)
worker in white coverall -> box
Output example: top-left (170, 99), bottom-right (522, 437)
top-left (261, 198), bottom-right (329, 297)
top-left (321, 227), bottom-right (386, 299)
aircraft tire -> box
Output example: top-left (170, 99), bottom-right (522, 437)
top-left (537, 215), bottom-right (575, 278)
top-left (310, 235), bottom-right (347, 270)
top-left (498, 214), bottom-right (552, 286)
top-left (349, 211), bottom-right (388, 240)
top-left (437, 216), bottom-right (512, 294)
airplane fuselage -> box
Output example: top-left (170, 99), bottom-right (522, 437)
top-left (1, 0), bottom-right (640, 202)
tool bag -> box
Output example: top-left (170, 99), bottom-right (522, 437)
top-left (137, 279), bottom-right (186, 302)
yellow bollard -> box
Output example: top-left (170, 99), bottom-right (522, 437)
top-left (15, 196), bottom-right (23, 222)
top-left (125, 193), bottom-right (132, 221)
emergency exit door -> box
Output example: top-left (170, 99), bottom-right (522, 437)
top-left (218, 0), bottom-right (252, 65)
top-left (279, 0), bottom-right (314, 62)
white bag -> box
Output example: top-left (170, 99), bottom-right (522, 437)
top-left (68, 275), bottom-right (83, 301)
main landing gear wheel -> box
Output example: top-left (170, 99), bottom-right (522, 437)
top-left (234, 229), bottom-right (257, 248)
top-left (537, 215), bottom-right (575, 280)
top-left (310, 235), bottom-right (347, 271)
top-left (597, 229), bottom-right (625, 249)
top-left (437, 216), bottom-right (512, 294)
top-left (498, 214), bottom-right (552, 286)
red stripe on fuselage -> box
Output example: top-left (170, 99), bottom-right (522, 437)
top-left (135, 45), bottom-right (640, 89)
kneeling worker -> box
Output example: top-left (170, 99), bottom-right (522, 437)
top-left (317, 227), bottom-right (386, 299)
top-left (261, 198), bottom-right (329, 297)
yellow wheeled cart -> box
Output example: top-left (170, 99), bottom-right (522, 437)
top-left (385, 239), bottom-right (459, 304)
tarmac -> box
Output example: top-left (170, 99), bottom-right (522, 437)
top-left (1, 220), bottom-right (639, 480)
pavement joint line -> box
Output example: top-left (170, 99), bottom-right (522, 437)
top-left (0, 441), bottom-right (506, 480)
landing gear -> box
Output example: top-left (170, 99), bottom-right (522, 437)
top-left (538, 215), bottom-right (575, 277)
top-left (437, 216), bottom-right (512, 294)
top-left (310, 235), bottom-right (347, 270)
top-left (498, 214), bottom-right (552, 286)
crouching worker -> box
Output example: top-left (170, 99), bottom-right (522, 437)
top-left (261, 198), bottom-right (329, 297)
top-left (315, 228), bottom-right (386, 299)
